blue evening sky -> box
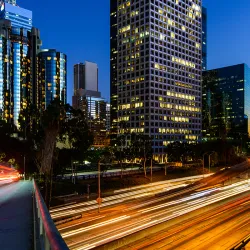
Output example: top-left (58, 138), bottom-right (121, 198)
top-left (20, 0), bottom-right (250, 104)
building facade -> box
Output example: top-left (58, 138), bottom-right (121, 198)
top-left (74, 89), bottom-right (108, 147)
top-left (0, 0), bottom-right (32, 127)
top-left (110, 0), bottom-right (202, 159)
top-left (30, 27), bottom-right (42, 107)
top-left (73, 61), bottom-right (109, 147)
top-left (106, 103), bottom-right (111, 132)
top-left (202, 64), bottom-right (250, 140)
top-left (0, 1), bottom-right (32, 30)
top-left (37, 49), bottom-right (67, 110)
top-left (74, 61), bottom-right (98, 95)
top-left (202, 7), bottom-right (207, 71)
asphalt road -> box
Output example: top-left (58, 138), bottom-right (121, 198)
top-left (55, 179), bottom-right (250, 250)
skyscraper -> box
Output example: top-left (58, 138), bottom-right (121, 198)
top-left (73, 61), bottom-right (99, 95)
top-left (30, 27), bottom-right (42, 107)
top-left (202, 64), bottom-right (250, 140)
top-left (37, 49), bottom-right (67, 110)
top-left (3, 0), bottom-right (16, 5)
top-left (0, 0), bottom-right (32, 30)
top-left (202, 7), bottom-right (207, 71)
top-left (73, 61), bottom-right (109, 147)
top-left (0, 0), bottom-right (32, 126)
top-left (110, 0), bottom-right (202, 160)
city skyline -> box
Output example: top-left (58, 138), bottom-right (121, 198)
top-left (18, 0), bottom-right (250, 104)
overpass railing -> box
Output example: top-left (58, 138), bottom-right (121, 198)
top-left (33, 180), bottom-right (69, 250)
top-left (231, 234), bottom-right (250, 250)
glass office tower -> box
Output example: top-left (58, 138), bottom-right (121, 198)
top-left (38, 49), bottom-right (67, 110)
top-left (0, 1), bottom-right (32, 30)
top-left (110, 0), bottom-right (202, 160)
top-left (202, 64), bottom-right (250, 140)
top-left (0, 20), bottom-right (11, 122)
top-left (0, 1), bottom-right (32, 127)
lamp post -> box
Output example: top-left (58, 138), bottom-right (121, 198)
top-left (98, 160), bottom-right (101, 213)
top-left (150, 158), bottom-right (153, 183)
top-left (208, 151), bottom-right (215, 174)
top-left (23, 125), bottom-right (27, 181)
top-left (202, 152), bottom-right (209, 178)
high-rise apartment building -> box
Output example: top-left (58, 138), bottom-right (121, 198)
top-left (202, 64), bottom-right (250, 140)
top-left (202, 6), bottom-right (207, 71)
top-left (37, 49), bottom-right (67, 110)
top-left (110, 0), bottom-right (202, 159)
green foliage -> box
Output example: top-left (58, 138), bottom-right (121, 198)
top-left (129, 133), bottom-right (152, 160)
top-left (166, 141), bottom-right (193, 163)
top-left (60, 108), bottom-right (94, 162)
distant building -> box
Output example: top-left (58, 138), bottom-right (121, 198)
top-left (74, 61), bottom-right (98, 94)
top-left (73, 62), bottom-right (109, 147)
top-left (202, 64), bottom-right (250, 140)
top-left (37, 49), bottom-right (67, 110)
top-left (202, 7), bottom-right (207, 71)
top-left (74, 89), bottom-right (108, 147)
top-left (106, 103), bottom-right (110, 132)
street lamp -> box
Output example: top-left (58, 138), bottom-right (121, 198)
top-left (23, 125), bottom-right (27, 181)
top-left (203, 152), bottom-right (209, 178)
top-left (150, 158), bottom-right (153, 183)
top-left (208, 151), bottom-right (215, 174)
top-left (97, 160), bottom-right (102, 213)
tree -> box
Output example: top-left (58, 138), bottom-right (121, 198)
top-left (60, 108), bottom-right (94, 162)
top-left (113, 134), bottom-right (127, 178)
top-left (129, 133), bottom-right (152, 177)
top-left (165, 141), bottom-right (192, 164)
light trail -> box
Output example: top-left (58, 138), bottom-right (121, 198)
top-left (50, 174), bottom-right (211, 214)
top-left (51, 182), bottom-right (190, 219)
top-left (61, 215), bottom-right (130, 238)
top-left (58, 215), bottom-right (106, 231)
top-left (65, 181), bottom-right (250, 250)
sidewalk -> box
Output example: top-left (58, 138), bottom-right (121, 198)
top-left (0, 181), bottom-right (34, 250)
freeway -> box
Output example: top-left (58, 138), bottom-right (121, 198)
top-left (50, 174), bottom-right (211, 220)
top-left (121, 194), bottom-right (250, 250)
top-left (55, 179), bottom-right (250, 250)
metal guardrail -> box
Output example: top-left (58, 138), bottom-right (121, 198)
top-left (231, 234), bottom-right (250, 250)
top-left (33, 180), bottom-right (69, 250)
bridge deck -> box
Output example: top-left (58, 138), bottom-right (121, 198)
top-left (0, 181), bottom-right (34, 250)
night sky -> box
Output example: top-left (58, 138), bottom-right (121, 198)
top-left (19, 0), bottom-right (250, 104)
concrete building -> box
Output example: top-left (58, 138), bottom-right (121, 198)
top-left (202, 64), bottom-right (250, 140)
top-left (110, 0), bottom-right (202, 160)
